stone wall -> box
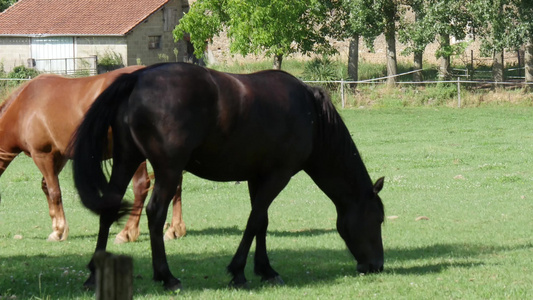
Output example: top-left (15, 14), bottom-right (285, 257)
top-left (0, 37), bottom-right (30, 71)
top-left (126, 0), bottom-right (188, 66)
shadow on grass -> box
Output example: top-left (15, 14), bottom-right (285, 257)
top-left (1, 241), bottom-right (531, 298)
top-left (186, 226), bottom-right (337, 237)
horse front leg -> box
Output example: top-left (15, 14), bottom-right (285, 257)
top-left (115, 162), bottom-right (150, 244)
top-left (227, 174), bottom-right (291, 288)
top-left (164, 175), bottom-right (186, 240)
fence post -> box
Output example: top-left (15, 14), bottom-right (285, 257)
top-left (94, 251), bottom-right (133, 300)
top-left (340, 78), bottom-right (345, 108)
top-left (457, 77), bottom-right (461, 108)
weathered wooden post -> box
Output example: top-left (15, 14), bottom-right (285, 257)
top-left (94, 251), bottom-right (133, 300)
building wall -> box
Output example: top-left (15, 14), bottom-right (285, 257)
top-left (0, 37), bottom-right (30, 72)
top-left (126, 0), bottom-right (188, 66)
top-left (76, 36), bottom-right (128, 63)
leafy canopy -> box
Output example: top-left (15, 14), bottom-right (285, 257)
top-left (174, 0), bottom-right (336, 59)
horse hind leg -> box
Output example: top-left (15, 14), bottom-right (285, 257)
top-left (115, 164), bottom-right (187, 244)
top-left (115, 161), bottom-right (150, 244)
top-left (84, 155), bottom-right (145, 289)
top-left (146, 168), bottom-right (182, 291)
top-left (33, 154), bottom-right (69, 241)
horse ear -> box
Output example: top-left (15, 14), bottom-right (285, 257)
top-left (373, 177), bottom-right (385, 194)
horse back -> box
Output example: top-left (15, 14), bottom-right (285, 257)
top-left (129, 64), bottom-right (318, 181)
top-left (0, 66), bottom-right (144, 154)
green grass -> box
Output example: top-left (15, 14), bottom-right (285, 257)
top-left (1, 108), bottom-right (532, 299)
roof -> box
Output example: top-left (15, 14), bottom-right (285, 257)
top-left (0, 0), bottom-right (170, 36)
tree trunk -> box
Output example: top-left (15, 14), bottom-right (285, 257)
top-left (492, 49), bottom-right (504, 86)
top-left (348, 34), bottom-right (359, 89)
top-left (413, 50), bottom-right (423, 82)
top-left (525, 40), bottom-right (533, 84)
top-left (382, 0), bottom-right (397, 86)
top-left (384, 20), bottom-right (397, 86)
top-left (412, 9), bottom-right (423, 83)
top-left (272, 54), bottom-right (283, 70)
top-left (439, 33), bottom-right (451, 80)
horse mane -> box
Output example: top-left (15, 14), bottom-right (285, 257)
top-left (309, 85), bottom-right (379, 199)
top-left (308, 86), bottom-right (355, 162)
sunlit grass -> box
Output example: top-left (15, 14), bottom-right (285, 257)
top-left (1, 107), bottom-right (532, 299)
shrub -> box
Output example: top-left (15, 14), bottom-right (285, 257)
top-left (302, 56), bottom-right (340, 87)
top-left (8, 65), bottom-right (40, 79)
top-left (97, 51), bottom-right (124, 73)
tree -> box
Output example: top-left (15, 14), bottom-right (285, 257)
top-left (511, 1), bottom-right (533, 83)
top-left (0, 0), bottom-right (17, 12)
top-left (471, 0), bottom-right (533, 84)
top-left (174, 0), bottom-right (336, 69)
top-left (339, 0), bottom-right (382, 87)
top-left (421, 0), bottom-right (471, 80)
top-left (339, 0), bottom-right (401, 86)
top-left (398, 0), bottom-right (434, 82)
top-left (469, 0), bottom-right (514, 83)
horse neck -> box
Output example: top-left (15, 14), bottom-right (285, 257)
top-left (0, 82), bottom-right (27, 120)
top-left (305, 121), bottom-right (374, 206)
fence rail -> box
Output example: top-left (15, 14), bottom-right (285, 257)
top-left (302, 69), bottom-right (533, 108)
top-left (2, 68), bottom-right (532, 109)
top-left (28, 56), bottom-right (98, 76)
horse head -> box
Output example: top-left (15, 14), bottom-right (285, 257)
top-left (336, 177), bottom-right (385, 274)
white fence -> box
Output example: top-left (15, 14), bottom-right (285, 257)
top-left (3, 68), bottom-right (532, 109)
top-left (303, 69), bottom-right (533, 108)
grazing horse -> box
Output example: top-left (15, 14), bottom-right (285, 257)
top-left (71, 63), bottom-right (385, 291)
top-left (0, 66), bottom-right (186, 242)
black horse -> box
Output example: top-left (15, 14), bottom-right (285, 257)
top-left (71, 63), bottom-right (385, 291)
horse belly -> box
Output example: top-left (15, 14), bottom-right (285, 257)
top-left (184, 133), bottom-right (312, 182)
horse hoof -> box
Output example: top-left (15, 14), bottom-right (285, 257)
top-left (47, 232), bottom-right (62, 242)
top-left (164, 224), bottom-right (186, 241)
top-left (114, 232), bottom-right (132, 244)
top-left (83, 278), bottom-right (96, 290)
top-left (263, 275), bottom-right (285, 286)
top-left (163, 279), bottom-right (182, 291)
top-left (228, 280), bottom-right (250, 290)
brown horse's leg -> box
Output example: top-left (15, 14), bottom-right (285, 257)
top-left (114, 161), bottom-right (150, 244)
top-left (164, 175), bottom-right (186, 240)
top-left (33, 154), bottom-right (69, 241)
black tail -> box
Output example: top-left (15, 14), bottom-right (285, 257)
top-left (70, 72), bottom-right (139, 217)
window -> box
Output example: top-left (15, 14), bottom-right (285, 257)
top-left (148, 36), bottom-right (161, 49)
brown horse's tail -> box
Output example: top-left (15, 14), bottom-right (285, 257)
top-left (70, 72), bottom-right (139, 219)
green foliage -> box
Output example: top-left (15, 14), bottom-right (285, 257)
top-left (7, 65), bottom-right (40, 79)
top-left (302, 56), bottom-right (340, 85)
top-left (174, 0), bottom-right (336, 65)
top-left (0, 0), bottom-right (17, 12)
top-left (97, 51), bottom-right (124, 72)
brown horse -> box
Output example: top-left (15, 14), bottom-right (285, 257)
top-left (0, 66), bottom-right (186, 242)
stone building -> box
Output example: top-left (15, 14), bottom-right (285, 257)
top-left (0, 0), bottom-right (190, 74)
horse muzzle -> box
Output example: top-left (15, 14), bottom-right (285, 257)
top-left (357, 262), bottom-right (384, 274)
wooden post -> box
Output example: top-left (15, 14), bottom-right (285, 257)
top-left (94, 251), bottom-right (133, 300)
top-left (340, 78), bottom-right (345, 108)
top-left (457, 77), bottom-right (461, 108)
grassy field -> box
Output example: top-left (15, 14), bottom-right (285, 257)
top-left (1, 107), bottom-right (532, 299)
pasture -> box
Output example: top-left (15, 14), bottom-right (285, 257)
top-left (0, 107), bottom-right (532, 299)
